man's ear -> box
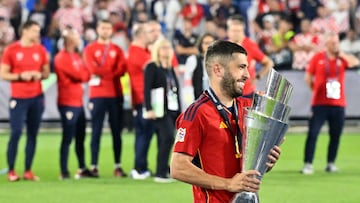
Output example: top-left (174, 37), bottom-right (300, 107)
top-left (212, 63), bottom-right (223, 78)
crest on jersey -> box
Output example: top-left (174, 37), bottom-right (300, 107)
top-left (66, 111), bottom-right (74, 120)
top-left (110, 50), bottom-right (116, 58)
top-left (175, 128), bottom-right (186, 143)
top-left (88, 102), bottom-right (94, 111)
top-left (337, 59), bottom-right (342, 66)
top-left (33, 53), bottom-right (40, 61)
top-left (16, 52), bottom-right (23, 61)
top-left (9, 100), bottom-right (17, 109)
top-left (95, 50), bottom-right (101, 57)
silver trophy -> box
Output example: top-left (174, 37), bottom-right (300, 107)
top-left (232, 69), bottom-right (293, 203)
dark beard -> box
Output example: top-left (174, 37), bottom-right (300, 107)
top-left (221, 70), bottom-right (243, 98)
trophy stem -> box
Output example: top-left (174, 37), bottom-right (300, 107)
top-left (231, 191), bottom-right (259, 203)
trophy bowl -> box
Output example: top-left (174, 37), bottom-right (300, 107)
top-left (265, 69), bottom-right (293, 104)
top-left (252, 93), bottom-right (291, 123)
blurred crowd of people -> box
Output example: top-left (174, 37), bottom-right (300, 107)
top-left (1, 0), bottom-right (360, 70)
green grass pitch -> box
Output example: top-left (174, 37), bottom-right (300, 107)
top-left (0, 129), bottom-right (359, 203)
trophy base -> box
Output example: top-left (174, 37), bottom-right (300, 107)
top-left (231, 192), bottom-right (259, 203)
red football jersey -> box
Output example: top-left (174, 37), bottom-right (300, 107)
top-left (127, 44), bottom-right (151, 106)
top-left (306, 51), bottom-right (348, 107)
top-left (174, 93), bottom-right (252, 203)
top-left (54, 50), bottom-right (90, 107)
top-left (1, 41), bottom-right (48, 98)
top-left (83, 41), bottom-right (127, 98)
top-left (240, 37), bottom-right (265, 95)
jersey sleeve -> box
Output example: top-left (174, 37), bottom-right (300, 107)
top-left (306, 53), bottom-right (319, 75)
top-left (250, 41), bottom-right (265, 62)
top-left (173, 110), bottom-right (203, 157)
top-left (114, 47), bottom-right (127, 77)
top-left (40, 45), bottom-right (49, 65)
top-left (1, 46), bottom-right (12, 67)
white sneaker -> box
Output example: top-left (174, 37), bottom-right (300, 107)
top-left (325, 163), bottom-right (339, 173)
top-left (301, 163), bottom-right (314, 175)
top-left (130, 169), bottom-right (151, 180)
top-left (153, 176), bottom-right (175, 183)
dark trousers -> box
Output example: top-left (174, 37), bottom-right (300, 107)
top-left (133, 105), bottom-right (154, 172)
top-left (58, 106), bottom-right (86, 175)
top-left (152, 111), bottom-right (177, 177)
top-left (7, 94), bottom-right (44, 171)
top-left (89, 97), bottom-right (123, 166)
top-left (304, 106), bottom-right (345, 164)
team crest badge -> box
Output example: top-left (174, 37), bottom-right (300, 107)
top-left (110, 50), bottom-right (116, 58)
top-left (66, 111), bottom-right (74, 120)
top-left (33, 53), bottom-right (39, 61)
top-left (95, 50), bottom-right (101, 57)
top-left (88, 102), bottom-right (94, 111)
top-left (175, 128), bottom-right (186, 143)
top-left (16, 52), bottom-right (23, 61)
top-left (9, 100), bottom-right (17, 109)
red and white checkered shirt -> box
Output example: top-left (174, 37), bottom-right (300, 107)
top-left (53, 7), bottom-right (85, 34)
top-left (291, 33), bottom-right (319, 70)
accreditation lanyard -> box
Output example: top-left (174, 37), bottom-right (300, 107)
top-left (99, 44), bottom-right (110, 67)
top-left (165, 69), bottom-right (177, 92)
top-left (324, 53), bottom-right (339, 78)
top-left (206, 88), bottom-right (242, 158)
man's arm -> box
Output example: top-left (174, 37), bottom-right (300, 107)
top-left (170, 152), bottom-right (261, 193)
top-left (339, 52), bottom-right (360, 68)
top-left (0, 63), bottom-right (33, 81)
top-left (304, 72), bottom-right (313, 90)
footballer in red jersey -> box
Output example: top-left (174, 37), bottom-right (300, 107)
top-left (226, 15), bottom-right (273, 97)
top-left (0, 20), bottom-right (50, 182)
top-left (301, 33), bottom-right (359, 174)
top-left (171, 41), bottom-right (281, 203)
top-left (54, 26), bottom-right (93, 180)
top-left (83, 19), bottom-right (127, 177)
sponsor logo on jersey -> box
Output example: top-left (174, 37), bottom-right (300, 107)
top-left (219, 121), bottom-right (227, 129)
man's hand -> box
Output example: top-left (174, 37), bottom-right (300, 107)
top-left (266, 145), bottom-right (282, 172)
top-left (19, 71), bottom-right (34, 81)
top-left (226, 170), bottom-right (261, 193)
top-left (29, 71), bottom-right (43, 81)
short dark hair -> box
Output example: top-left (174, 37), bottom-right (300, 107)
top-left (227, 14), bottom-right (246, 25)
top-left (21, 20), bottom-right (40, 30)
top-left (20, 20), bottom-right (40, 34)
top-left (97, 19), bottom-right (112, 27)
top-left (205, 40), bottom-right (247, 74)
top-left (197, 32), bottom-right (217, 54)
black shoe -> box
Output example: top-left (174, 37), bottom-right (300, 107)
top-left (75, 168), bottom-right (98, 179)
top-left (114, 167), bottom-right (127, 177)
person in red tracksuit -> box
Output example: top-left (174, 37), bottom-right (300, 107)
top-left (0, 20), bottom-right (50, 182)
top-left (83, 19), bottom-right (127, 177)
top-left (127, 22), bottom-right (154, 179)
top-left (227, 15), bottom-right (273, 98)
top-left (54, 26), bottom-right (94, 180)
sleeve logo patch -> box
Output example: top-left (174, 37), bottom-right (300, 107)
top-left (175, 128), bottom-right (186, 143)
